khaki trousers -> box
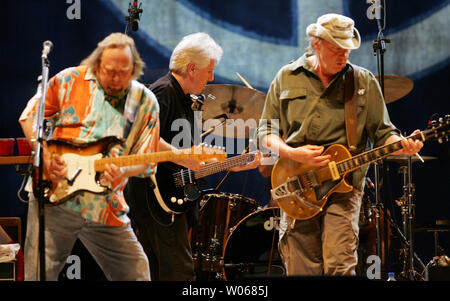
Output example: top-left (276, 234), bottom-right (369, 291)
top-left (278, 189), bottom-right (362, 276)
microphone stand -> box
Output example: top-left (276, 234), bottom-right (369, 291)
top-left (373, 161), bottom-right (382, 267)
top-left (34, 42), bottom-right (52, 281)
top-left (368, 0), bottom-right (390, 277)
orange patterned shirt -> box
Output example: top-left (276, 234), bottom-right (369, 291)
top-left (20, 66), bottom-right (160, 226)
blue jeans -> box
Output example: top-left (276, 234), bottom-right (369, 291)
top-left (24, 195), bottom-right (150, 281)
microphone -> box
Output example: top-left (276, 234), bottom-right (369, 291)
top-left (127, 1), bottom-right (143, 32)
top-left (41, 40), bottom-right (53, 59)
top-left (190, 94), bottom-right (205, 111)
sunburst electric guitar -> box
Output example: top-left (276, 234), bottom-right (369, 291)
top-left (271, 116), bottom-right (449, 220)
top-left (33, 136), bottom-right (226, 205)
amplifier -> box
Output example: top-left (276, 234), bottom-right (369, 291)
top-left (0, 261), bottom-right (16, 281)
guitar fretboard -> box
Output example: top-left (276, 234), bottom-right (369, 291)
top-left (94, 149), bottom-right (223, 171)
top-left (193, 152), bottom-right (256, 179)
top-left (337, 140), bottom-right (404, 174)
top-left (334, 130), bottom-right (427, 175)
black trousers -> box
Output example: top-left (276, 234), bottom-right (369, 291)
top-left (125, 177), bottom-right (196, 281)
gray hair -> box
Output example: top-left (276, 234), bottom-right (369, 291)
top-left (305, 36), bottom-right (322, 55)
top-left (169, 32), bottom-right (223, 75)
top-left (80, 32), bottom-right (145, 80)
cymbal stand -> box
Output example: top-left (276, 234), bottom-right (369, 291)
top-left (398, 157), bottom-right (422, 280)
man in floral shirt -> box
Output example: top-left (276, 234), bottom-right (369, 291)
top-left (19, 33), bottom-right (159, 280)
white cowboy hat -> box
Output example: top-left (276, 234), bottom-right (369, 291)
top-left (306, 13), bottom-right (361, 50)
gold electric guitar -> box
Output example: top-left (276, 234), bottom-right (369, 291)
top-left (33, 136), bottom-right (226, 205)
top-left (271, 116), bottom-right (449, 220)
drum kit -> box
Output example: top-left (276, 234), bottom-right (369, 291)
top-left (190, 193), bottom-right (284, 280)
top-left (190, 73), bottom-right (419, 280)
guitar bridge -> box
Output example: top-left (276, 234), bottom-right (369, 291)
top-left (67, 167), bottom-right (82, 186)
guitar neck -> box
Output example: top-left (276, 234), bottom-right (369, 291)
top-left (336, 132), bottom-right (424, 175)
top-left (193, 152), bottom-right (256, 179)
top-left (94, 151), bottom-right (195, 171)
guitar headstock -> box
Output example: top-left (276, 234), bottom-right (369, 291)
top-left (176, 143), bottom-right (227, 162)
top-left (424, 114), bottom-right (450, 143)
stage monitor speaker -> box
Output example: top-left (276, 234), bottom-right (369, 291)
top-left (0, 262), bottom-right (15, 281)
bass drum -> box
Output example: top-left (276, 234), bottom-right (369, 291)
top-left (190, 192), bottom-right (258, 279)
top-left (222, 207), bottom-right (286, 280)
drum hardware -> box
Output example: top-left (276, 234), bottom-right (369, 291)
top-left (369, 155), bottom-right (428, 280)
top-left (384, 154), bottom-right (430, 280)
top-left (415, 220), bottom-right (450, 279)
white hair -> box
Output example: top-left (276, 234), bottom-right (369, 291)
top-left (169, 32), bottom-right (223, 75)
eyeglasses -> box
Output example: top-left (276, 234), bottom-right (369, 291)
top-left (99, 64), bottom-right (132, 78)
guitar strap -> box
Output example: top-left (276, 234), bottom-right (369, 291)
top-left (344, 64), bottom-right (360, 155)
top-left (122, 81), bottom-right (146, 154)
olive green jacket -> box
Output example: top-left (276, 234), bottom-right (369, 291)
top-left (257, 53), bottom-right (400, 190)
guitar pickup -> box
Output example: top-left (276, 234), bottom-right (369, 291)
top-left (173, 170), bottom-right (195, 187)
top-left (303, 170), bottom-right (319, 189)
top-left (328, 161), bottom-right (340, 181)
top-left (287, 176), bottom-right (304, 192)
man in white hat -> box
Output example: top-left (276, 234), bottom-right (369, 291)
top-left (257, 13), bottom-right (423, 276)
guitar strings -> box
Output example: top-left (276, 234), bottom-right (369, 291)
top-left (174, 152), bottom-right (256, 182)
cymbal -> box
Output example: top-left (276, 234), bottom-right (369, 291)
top-left (199, 84), bottom-right (266, 138)
top-left (375, 75), bottom-right (414, 104)
top-left (385, 155), bottom-right (437, 164)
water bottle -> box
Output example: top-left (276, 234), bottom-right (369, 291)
top-left (387, 272), bottom-right (396, 281)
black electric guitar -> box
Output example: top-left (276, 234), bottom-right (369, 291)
top-left (151, 151), bottom-right (259, 215)
top-left (271, 116), bottom-right (449, 220)
top-left (33, 136), bottom-right (226, 205)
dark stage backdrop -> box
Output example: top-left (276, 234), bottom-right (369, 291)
top-left (0, 0), bottom-right (449, 274)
